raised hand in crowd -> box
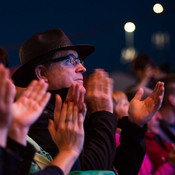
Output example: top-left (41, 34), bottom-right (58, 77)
top-left (86, 69), bottom-right (113, 114)
top-left (8, 79), bottom-right (51, 146)
top-left (49, 93), bottom-right (86, 175)
top-left (128, 81), bottom-right (164, 127)
top-left (0, 64), bottom-right (16, 147)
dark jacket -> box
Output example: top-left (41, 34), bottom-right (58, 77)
top-left (0, 138), bottom-right (35, 175)
top-left (114, 117), bottom-right (147, 175)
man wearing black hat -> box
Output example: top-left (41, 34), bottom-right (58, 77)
top-left (12, 28), bottom-right (118, 171)
top-left (12, 28), bottom-right (165, 174)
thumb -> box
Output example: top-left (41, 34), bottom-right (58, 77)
top-left (132, 88), bottom-right (144, 101)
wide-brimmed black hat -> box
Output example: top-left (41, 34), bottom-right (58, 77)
top-left (12, 28), bottom-right (95, 87)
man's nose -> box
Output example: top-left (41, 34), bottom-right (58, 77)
top-left (75, 63), bottom-right (86, 73)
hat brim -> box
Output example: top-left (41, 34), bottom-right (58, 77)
top-left (12, 44), bottom-right (95, 87)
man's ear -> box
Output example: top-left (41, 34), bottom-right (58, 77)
top-left (35, 65), bottom-right (48, 82)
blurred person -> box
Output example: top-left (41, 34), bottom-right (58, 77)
top-left (126, 53), bottom-right (167, 101)
top-left (113, 90), bottom-right (152, 175)
top-left (157, 74), bottom-right (175, 143)
top-left (12, 28), bottom-right (164, 175)
top-left (112, 90), bottom-right (129, 120)
top-left (113, 89), bottom-right (175, 175)
top-left (146, 111), bottom-right (175, 174)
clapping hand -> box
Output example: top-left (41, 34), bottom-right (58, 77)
top-left (128, 81), bottom-right (164, 126)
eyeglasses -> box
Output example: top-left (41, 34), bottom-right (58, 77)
top-left (45, 54), bottom-right (84, 66)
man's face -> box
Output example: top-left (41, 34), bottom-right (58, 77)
top-left (43, 50), bottom-right (86, 90)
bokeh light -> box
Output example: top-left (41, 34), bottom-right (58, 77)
top-left (153, 3), bottom-right (164, 13)
top-left (124, 22), bottom-right (136, 32)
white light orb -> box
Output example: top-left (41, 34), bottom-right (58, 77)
top-left (124, 22), bottom-right (136, 32)
top-left (153, 3), bottom-right (164, 13)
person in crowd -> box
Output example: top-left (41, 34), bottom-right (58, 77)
top-left (12, 28), bottom-right (164, 175)
top-left (126, 53), bottom-right (167, 101)
top-left (113, 89), bottom-right (175, 175)
top-left (113, 90), bottom-right (129, 120)
top-left (156, 74), bottom-right (175, 143)
top-left (146, 111), bottom-right (175, 174)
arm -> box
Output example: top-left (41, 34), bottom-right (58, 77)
top-left (114, 82), bottom-right (164, 175)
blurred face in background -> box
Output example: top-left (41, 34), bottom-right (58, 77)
top-left (147, 111), bottom-right (162, 134)
top-left (113, 91), bottom-right (129, 119)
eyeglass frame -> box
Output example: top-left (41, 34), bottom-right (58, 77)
top-left (41, 54), bottom-right (84, 66)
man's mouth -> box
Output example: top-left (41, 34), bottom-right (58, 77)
top-left (75, 79), bottom-right (83, 85)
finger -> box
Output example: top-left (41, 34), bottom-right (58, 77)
top-left (0, 64), bottom-right (9, 81)
top-left (94, 69), bottom-right (109, 78)
top-left (28, 79), bottom-right (47, 100)
top-left (65, 102), bottom-right (73, 125)
top-left (78, 113), bottom-right (84, 129)
top-left (59, 101), bottom-right (67, 125)
top-left (33, 80), bottom-right (49, 102)
top-left (66, 83), bottom-right (75, 102)
top-left (86, 74), bottom-right (95, 97)
top-left (80, 102), bottom-right (87, 119)
top-left (72, 104), bottom-right (78, 126)
top-left (158, 82), bottom-right (165, 97)
top-left (152, 82), bottom-right (164, 108)
top-left (54, 95), bottom-right (62, 124)
top-left (153, 81), bottom-right (164, 98)
top-left (0, 67), bottom-right (9, 101)
top-left (48, 119), bottom-right (56, 140)
top-left (132, 88), bottom-right (144, 101)
top-left (95, 71), bottom-right (103, 92)
top-left (153, 81), bottom-right (160, 95)
top-left (79, 86), bottom-right (86, 105)
top-left (4, 80), bottom-right (16, 104)
top-left (103, 78), bottom-right (113, 95)
top-left (74, 83), bottom-right (80, 104)
top-left (94, 68), bottom-right (105, 73)
top-left (21, 80), bottom-right (38, 98)
top-left (39, 92), bottom-right (51, 110)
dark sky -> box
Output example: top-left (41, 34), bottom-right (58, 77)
top-left (0, 0), bottom-right (175, 75)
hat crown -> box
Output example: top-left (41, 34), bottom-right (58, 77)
top-left (20, 29), bottom-right (72, 65)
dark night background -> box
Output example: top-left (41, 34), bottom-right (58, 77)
top-left (0, 0), bottom-right (175, 89)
